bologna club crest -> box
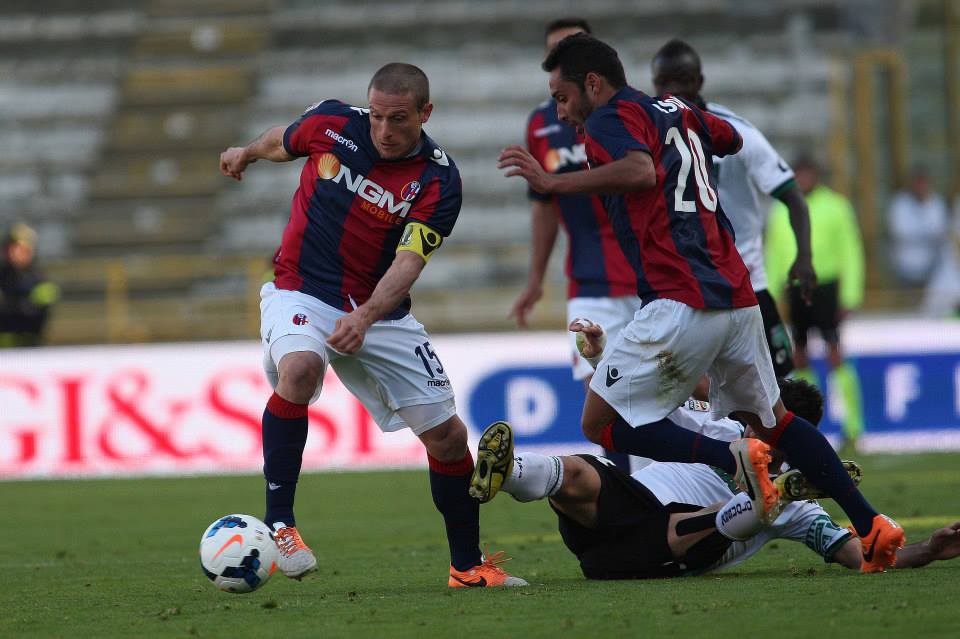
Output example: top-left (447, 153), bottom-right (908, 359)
top-left (400, 181), bottom-right (421, 202)
top-left (292, 313), bottom-right (309, 326)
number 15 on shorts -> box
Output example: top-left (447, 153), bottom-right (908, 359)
top-left (414, 341), bottom-right (445, 378)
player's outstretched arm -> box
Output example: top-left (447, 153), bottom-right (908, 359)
top-left (832, 521), bottom-right (960, 569)
top-left (498, 145), bottom-right (655, 194)
top-left (219, 126), bottom-right (294, 181)
top-left (327, 251), bottom-right (425, 354)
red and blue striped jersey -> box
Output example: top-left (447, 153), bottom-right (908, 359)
top-left (276, 100), bottom-right (462, 319)
top-left (583, 87), bottom-right (756, 310)
top-left (526, 99), bottom-right (636, 299)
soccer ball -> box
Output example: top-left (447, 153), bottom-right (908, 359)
top-left (199, 514), bottom-right (279, 594)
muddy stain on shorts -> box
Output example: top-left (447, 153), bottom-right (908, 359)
top-left (655, 350), bottom-right (686, 402)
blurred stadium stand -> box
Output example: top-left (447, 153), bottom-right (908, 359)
top-left (0, 0), bottom-right (954, 344)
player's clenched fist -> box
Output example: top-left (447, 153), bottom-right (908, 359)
top-left (327, 312), bottom-right (372, 354)
top-left (498, 145), bottom-right (554, 194)
top-left (219, 147), bottom-right (256, 181)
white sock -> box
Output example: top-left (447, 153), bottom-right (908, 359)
top-left (715, 492), bottom-right (766, 541)
top-left (502, 452), bottom-right (564, 503)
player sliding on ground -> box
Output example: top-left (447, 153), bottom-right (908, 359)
top-left (497, 33), bottom-right (903, 572)
top-left (219, 63), bottom-right (525, 588)
top-left (469, 384), bottom-right (960, 579)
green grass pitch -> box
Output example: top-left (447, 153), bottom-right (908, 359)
top-left (3, 452), bottom-right (959, 638)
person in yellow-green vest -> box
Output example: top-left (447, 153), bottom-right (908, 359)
top-left (766, 156), bottom-right (865, 450)
top-left (0, 223), bottom-right (59, 347)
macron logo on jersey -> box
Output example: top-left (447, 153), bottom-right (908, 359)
top-left (325, 128), bottom-right (358, 152)
top-left (316, 153), bottom-right (411, 218)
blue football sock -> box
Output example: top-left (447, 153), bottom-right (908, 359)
top-left (773, 411), bottom-right (877, 536)
top-left (262, 392), bottom-right (309, 528)
top-left (428, 452), bottom-right (482, 572)
top-left (606, 417), bottom-right (737, 474)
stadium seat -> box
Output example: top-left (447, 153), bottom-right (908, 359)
top-left (121, 67), bottom-right (252, 106)
top-left (5, 0), bottom-right (921, 343)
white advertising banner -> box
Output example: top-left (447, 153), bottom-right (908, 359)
top-left (0, 333), bottom-right (568, 479)
top-left (2, 318), bottom-right (960, 479)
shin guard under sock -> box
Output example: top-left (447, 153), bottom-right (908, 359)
top-left (428, 452), bottom-right (482, 571)
top-left (772, 411), bottom-right (877, 535)
top-left (262, 392), bottom-right (309, 527)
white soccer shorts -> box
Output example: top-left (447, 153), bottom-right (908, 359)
top-left (566, 295), bottom-right (645, 381)
top-left (259, 282), bottom-right (456, 435)
top-left (589, 298), bottom-right (780, 428)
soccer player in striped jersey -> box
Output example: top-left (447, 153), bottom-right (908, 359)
top-left (512, 17), bottom-right (639, 471)
top-left (497, 34), bottom-right (903, 572)
top-left (650, 39), bottom-right (817, 378)
top-left (220, 63), bottom-right (526, 588)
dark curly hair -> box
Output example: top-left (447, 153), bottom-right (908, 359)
top-left (778, 378), bottom-right (824, 426)
top-left (542, 33), bottom-right (626, 91)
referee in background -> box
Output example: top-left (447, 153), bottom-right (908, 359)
top-left (766, 156), bottom-right (865, 451)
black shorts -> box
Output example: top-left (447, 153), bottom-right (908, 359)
top-left (555, 455), bottom-right (703, 580)
top-left (788, 281), bottom-right (840, 348)
top-left (756, 288), bottom-right (794, 377)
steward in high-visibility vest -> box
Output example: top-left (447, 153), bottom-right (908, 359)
top-left (0, 223), bottom-right (59, 347)
top-left (766, 158), bottom-right (865, 450)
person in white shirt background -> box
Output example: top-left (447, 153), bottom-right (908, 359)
top-left (887, 166), bottom-right (948, 286)
top-left (923, 195), bottom-right (960, 318)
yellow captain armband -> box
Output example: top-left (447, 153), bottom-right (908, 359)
top-left (396, 222), bottom-right (443, 262)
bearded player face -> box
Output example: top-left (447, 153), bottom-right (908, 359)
top-left (548, 68), bottom-right (594, 130)
top-left (367, 88), bottom-right (433, 160)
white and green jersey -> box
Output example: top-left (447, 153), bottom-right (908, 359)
top-left (707, 102), bottom-right (795, 293)
top-left (634, 404), bottom-right (854, 572)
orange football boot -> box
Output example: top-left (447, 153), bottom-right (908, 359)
top-left (729, 438), bottom-right (782, 524)
top-left (448, 551), bottom-right (528, 588)
top-left (860, 514), bottom-right (905, 573)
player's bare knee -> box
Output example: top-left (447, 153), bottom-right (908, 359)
top-left (580, 390), bottom-right (617, 445)
top-left (277, 352), bottom-right (324, 401)
top-left (580, 420), bottom-right (605, 445)
top-left (554, 456), bottom-right (594, 502)
top-left (418, 415), bottom-right (468, 463)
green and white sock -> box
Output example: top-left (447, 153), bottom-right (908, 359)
top-left (829, 363), bottom-right (864, 441)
